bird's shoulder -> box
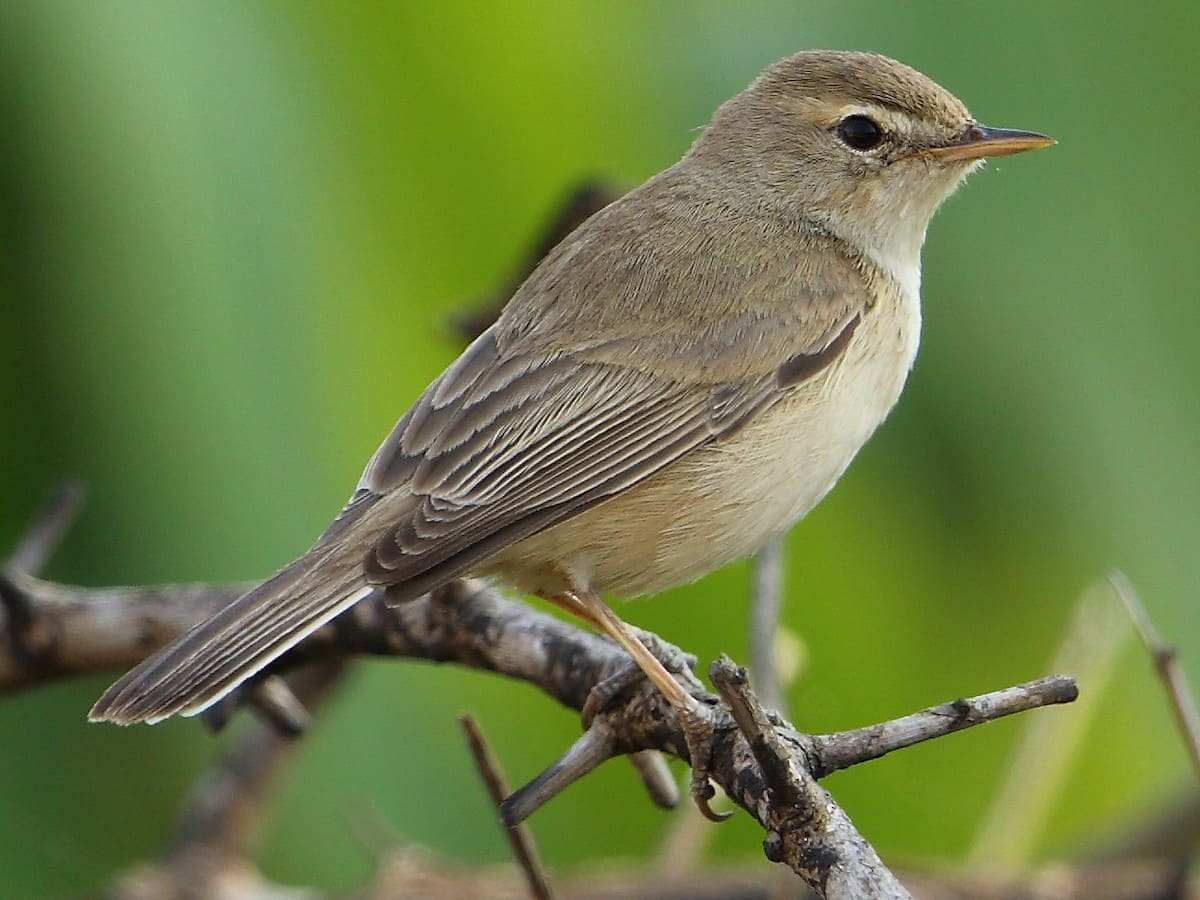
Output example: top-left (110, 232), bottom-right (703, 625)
top-left (493, 164), bottom-right (872, 383)
top-left (358, 166), bottom-right (875, 501)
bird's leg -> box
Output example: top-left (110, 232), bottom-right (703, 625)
top-left (539, 591), bottom-right (640, 722)
top-left (578, 628), bottom-right (699, 726)
top-left (540, 591), bottom-right (689, 724)
top-left (547, 587), bottom-right (729, 822)
top-left (539, 590), bottom-right (605, 630)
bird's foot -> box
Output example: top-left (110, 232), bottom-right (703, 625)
top-left (581, 631), bottom-right (698, 726)
top-left (581, 658), bottom-right (640, 726)
top-left (580, 636), bottom-right (729, 822)
top-left (679, 700), bottom-right (730, 821)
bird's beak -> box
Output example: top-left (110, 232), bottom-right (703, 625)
top-left (926, 124), bottom-right (1055, 162)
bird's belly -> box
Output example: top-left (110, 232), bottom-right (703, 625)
top-left (481, 311), bottom-right (917, 600)
top-left (586, 377), bottom-right (891, 595)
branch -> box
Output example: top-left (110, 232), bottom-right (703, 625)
top-left (2, 513), bottom-right (1089, 897)
top-left (810, 675), bottom-right (1078, 776)
top-left (2, 490), bottom-right (1081, 895)
top-left (0, 571), bottom-right (248, 692)
top-left (4, 480), bottom-right (86, 575)
top-left (460, 715), bottom-right (556, 900)
top-left (747, 535), bottom-right (786, 715)
top-left (710, 656), bottom-right (908, 897)
top-left (1, 481), bottom-right (88, 675)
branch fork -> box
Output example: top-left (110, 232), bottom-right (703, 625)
top-left (0, 483), bottom-right (1085, 897)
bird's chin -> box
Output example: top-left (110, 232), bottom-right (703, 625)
top-left (923, 157), bottom-right (986, 208)
top-left (951, 157), bottom-right (989, 188)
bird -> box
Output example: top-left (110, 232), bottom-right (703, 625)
top-left (90, 50), bottom-right (1052, 816)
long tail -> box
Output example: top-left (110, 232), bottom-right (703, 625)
top-left (89, 538), bottom-right (375, 725)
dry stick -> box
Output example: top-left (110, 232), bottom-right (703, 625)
top-left (501, 724), bottom-right (619, 825)
top-left (244, 674), bottom-right (313, 735)
top-left (459, 715), bottom-right (556, 900)
top-left (1, 481), bottom-right (87, 661)
top-left (709, 655), bottom-right (911, 899)
top-left (0, 573), bottom-right (248, 691)
top-left (1109, 570), bottom-right (1200, 783)
top-left (748, 535), bottom-right (787, 714)
top-left (627, 748), bottom-right (679, 810)
top-left (501, 648), bottom-right (1076, 890)
top-left (0, 525), bottom-right (1080, 892)
top-left (499, 669), bottom-right (1079, 825)
top-left (1, 557), bottom-right (1079, 800)
top-left (810, 675), bottom-right (1078, 776)
top-left (5, 480), bottom-right (87, 576)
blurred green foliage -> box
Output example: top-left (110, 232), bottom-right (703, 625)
top-left (1, 2), bottom-right (1196, 895)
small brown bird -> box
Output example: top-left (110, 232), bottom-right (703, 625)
top-left (90, 50), bottom-right (1051, 813)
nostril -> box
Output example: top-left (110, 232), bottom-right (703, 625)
top-left (962, 124), bottom-right (986, 144)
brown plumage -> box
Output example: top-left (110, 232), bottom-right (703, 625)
top-left (90, 49), bottom-right (1051, 789)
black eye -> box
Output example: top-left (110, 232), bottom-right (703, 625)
top-left (837, 114), bottom-right (884, 151)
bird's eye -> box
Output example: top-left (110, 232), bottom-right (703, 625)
top-left (837, 115), bottom-right (885, 151)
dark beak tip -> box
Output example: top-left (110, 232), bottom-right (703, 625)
top-left (927, 123), bottom-right (1055, 161)
top-left (973, 124), bottom-right (1056, 146)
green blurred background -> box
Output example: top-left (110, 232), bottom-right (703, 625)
top-left (1, 1), bottom-right (1196, 895)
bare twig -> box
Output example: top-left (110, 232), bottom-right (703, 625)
top-left (460, 715), bottom-right (556, 900)
top-left (627, 749), bottom-right (679, 810)
top-left (246, 675), bottom-right (313, 736)
top-left (4, 480), bottom-right (86, 576)
top-left (748, 535), bottom-right (786, 715)
top-left (501, 723), bottom-right (619, 826)
top-left (1, 509), bottom-right (1080, 896)
top-left (710, 655), bottom-right (911, 898)
top-left (811, 675), bottom-right (1079, 776)
top-left (1, 480), bottom-right (89, 676)
top-left (1, 482), bottom-right (87, 686)
top-left (0, 572), bottom-right (247, 692)
top-left (1109, 570), bottom-right (1200, 782)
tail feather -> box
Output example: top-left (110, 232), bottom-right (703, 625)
top-left (89, 542), bottom-right (374, 725)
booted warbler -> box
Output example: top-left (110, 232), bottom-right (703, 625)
top-left (91, 50), bottom-right (1052, 813)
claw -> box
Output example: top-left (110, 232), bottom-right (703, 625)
top-left (581, 659), bottom-right (642, 726)
top-left (691, 776), bottom-right (733, 822)
top-left (679, 704), bottom-right (731, 823)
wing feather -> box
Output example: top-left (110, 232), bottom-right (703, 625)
top-left (92, 175), bottom-right (882, 726)
top-left (359, 218), bottom-right (871, 597)
top-left (363, 347), bottom-right (785, 590)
